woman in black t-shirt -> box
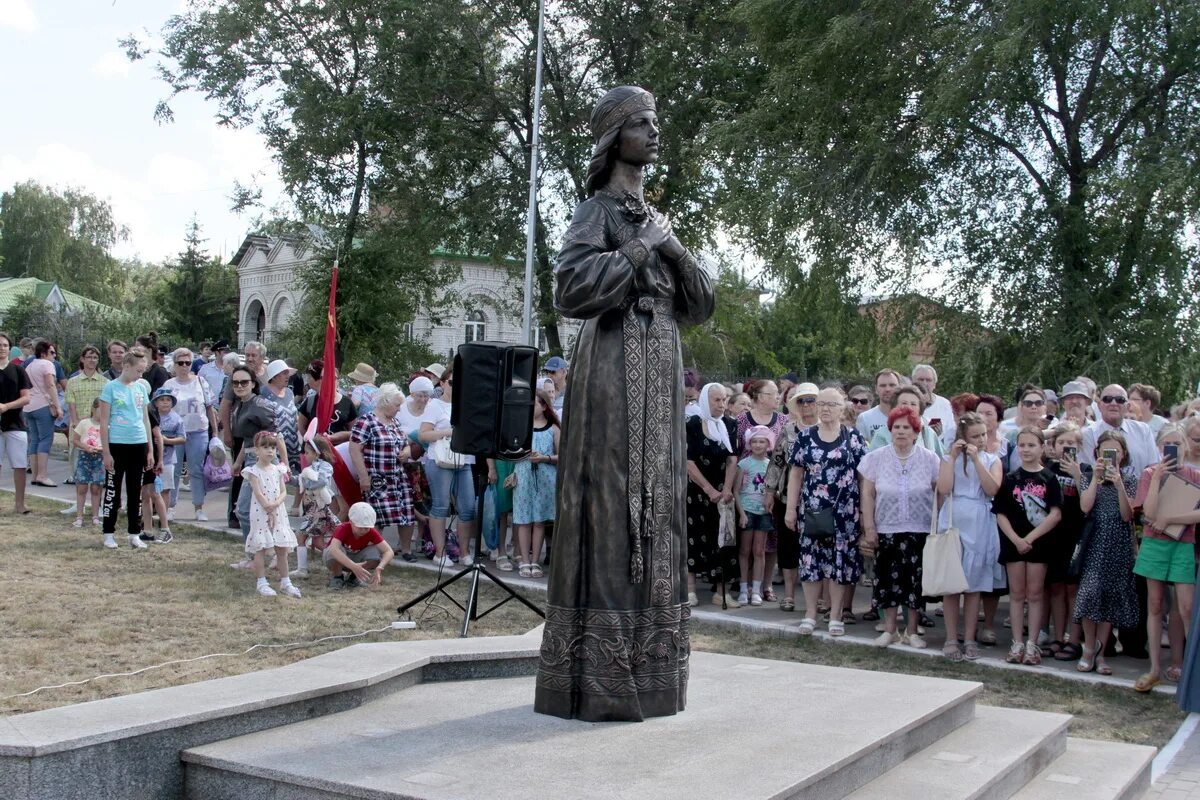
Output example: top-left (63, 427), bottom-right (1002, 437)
top-left (296, 359), bottom-right (357, 446)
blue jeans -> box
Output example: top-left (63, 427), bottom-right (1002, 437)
top-left (424, 461), bottom-right (476, 521)
top-left (171, 431), bottom-right (209, 508)
top-left (24, 406), bottom-right (55, 455)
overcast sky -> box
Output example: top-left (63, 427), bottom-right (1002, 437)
top-left (0, 0), bottom-right (285, 264)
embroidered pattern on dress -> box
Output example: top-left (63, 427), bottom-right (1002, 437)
top-left (537, 604), bottom-right (690, 697)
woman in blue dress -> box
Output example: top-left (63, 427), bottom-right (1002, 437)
top-left (513, 390), bottom-right (560, 578)
top-left (935, 411), bottom-right (1004, 662)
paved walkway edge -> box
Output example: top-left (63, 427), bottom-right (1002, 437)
top-left (1154, 712), bottom-right (1200, 782)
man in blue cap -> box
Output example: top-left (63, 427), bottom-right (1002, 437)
top-left (544, 355), bottom-right (569, 413)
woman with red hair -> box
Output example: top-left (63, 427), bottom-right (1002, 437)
top-left (858, 407), bottom-right (942, 648)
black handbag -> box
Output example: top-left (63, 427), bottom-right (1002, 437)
top-left (803, 505), bottom-right (837, 538)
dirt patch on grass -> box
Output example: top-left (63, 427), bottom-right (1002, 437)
top-left (691, 624), bottom-right (1184, 748)
top-left (0, 502), bottom-right (542, 715)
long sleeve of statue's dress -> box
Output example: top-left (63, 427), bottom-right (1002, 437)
top-left (535, 193), bottom-right (714, 723)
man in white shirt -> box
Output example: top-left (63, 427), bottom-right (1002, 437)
top-left (856, 368), bottom-right (900, 443)
top-left (912, 364), bottom-right (955, 448)
top-left (1081, 384), bottom-right (1160, 474)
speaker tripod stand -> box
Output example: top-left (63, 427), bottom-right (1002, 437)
top-left (397, 466), bottom-right (545, 637)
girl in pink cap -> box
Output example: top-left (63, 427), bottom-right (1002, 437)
top-left (734, 425), bottom-right (776, 605)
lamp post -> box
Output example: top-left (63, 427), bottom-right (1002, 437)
top-left (520, 0), bottom-right (546, 348)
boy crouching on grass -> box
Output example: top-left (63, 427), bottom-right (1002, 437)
top-left (325, 502), bottom-right (394, 590)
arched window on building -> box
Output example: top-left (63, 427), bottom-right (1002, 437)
top-left (464, 310), bottom-right (486, 343)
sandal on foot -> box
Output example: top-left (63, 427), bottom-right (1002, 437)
top-left (1055, 642), bottom-right (1082, 661)
top-left (828, 620), bottom-right (845, 637)
top-left (1096, 655), bottom-right (1112, 676)
top-left (1077, 646), bottom-right (1097, 673)
top-left (842, 609), bottom-right (857, 624)
top-left (518, 564), bottom-right (533, 578)
top-left (943, 641), bottom-right (963, 662)
top-left (1134, 674), bottom-right (1161, 693)
top-left (1023, 642), bottom-right (1042, 666)
top-left (862, 608), bottom-right (880, 622)
top-left (763, 588), bottom-right (778, 603)
top-left (1166, 666), bottom-right (1183, 682)
top-left (1045, 640), bottom-right (1064, 656)
top-left (529, 564), bottom-right (544, 578)
top-left (780, 598), bottom-right (796, 612)
top-left (1005, 641), bottom-right (1025, 663)
top-left (797, 617), bottom-right (816, 635)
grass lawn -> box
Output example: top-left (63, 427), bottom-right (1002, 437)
top-left (1, 498), bottom-right (1186, 750)
top-left (0, 498), bottom-right (541, 715)
top-left (691, 625), bottom-right (1185, 748)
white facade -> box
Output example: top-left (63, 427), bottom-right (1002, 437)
top-left (231, 233), bottom-right (578, 359)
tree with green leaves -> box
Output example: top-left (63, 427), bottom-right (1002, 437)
top-left (153, 219), bottom-right (238, 345)
top-left (726, 0), bottom-right (1200, 400)
top-left (0, 181), bottom-right (130, 306)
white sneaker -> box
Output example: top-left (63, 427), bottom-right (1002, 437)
top-left (436, 554), bottom-right (455, 569)
top-left (289, 568), bottom-right (309, 579)
top-left (128, 535), bottom-right (148, 549)
top-left (737, 591), bottom-right (750, 605)
top-left (256, 582), bottom-right (277, 597)
top-left (904, 633), bottom-right (927, 649)
top-left (167, 507), bottom-right (175, 523)
top-left (279, 581), bottom-right (302, 598)
top-left (459, 553), bottom-right (474, 566)
top-left (750, 592), bottom-right (763, 606)
top-left (103, 534), bottom-right (118, 549)
top-left (230, 558), bottom-right (254, 570)
top-left (195, 509), bottom-right (208, 522)
top-left (72, 517), bottom-right (83, 529)
top-left (60, 506), bottom-right (77, 515)
top-left (874, 631), bottom-right (901, 647)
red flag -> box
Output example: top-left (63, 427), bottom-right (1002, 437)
top-left (315, 258), bottom-right (338, 433)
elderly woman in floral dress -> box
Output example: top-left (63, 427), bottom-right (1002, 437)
top-left (784, 386), bottom-right (868, 636)
top-left (348, 383), bottom-right (414, 539)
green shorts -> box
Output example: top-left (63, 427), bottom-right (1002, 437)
top-left (492, 459), bottom-right (515, 514)
top-left (1133, 537), bottom-right (1197, 584)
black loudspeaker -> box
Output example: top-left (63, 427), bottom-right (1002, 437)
top-left (450, 341), bottom-right (538, 459)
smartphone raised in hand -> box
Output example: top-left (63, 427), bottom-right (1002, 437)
top-left (1164, 443), bottom-right (1180, 472)
top-left (1064, 446), bottom-right (1077, 462)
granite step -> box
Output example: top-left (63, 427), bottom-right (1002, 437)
top-left (843, 705), bottom-right (1068, 800)
top-left (182, 651), bottom-right (982, 800)
top-left (1010, 737), bottom-right (1155, 800)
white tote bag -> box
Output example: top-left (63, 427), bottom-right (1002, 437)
top-left (921, 495), bottom-right (969, 596)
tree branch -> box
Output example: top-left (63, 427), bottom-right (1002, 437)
top-left (963, 122), bottom-right (1054, 202)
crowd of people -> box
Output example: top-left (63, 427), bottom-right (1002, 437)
top-left (3, 329), bottom-right (1200, 693)
top-left (0, 331), bottom-right (565, 600)
top-left (685, 366), bottom-right (1200, 693)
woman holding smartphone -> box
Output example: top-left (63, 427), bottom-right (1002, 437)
top-left (1132, 425), bottom-right (1200, 692)
top-left (1074, 430), bottom-right (1139, 675)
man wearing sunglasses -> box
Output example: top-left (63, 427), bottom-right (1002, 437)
top-left (1080, 384), bottom-right (1160, 474)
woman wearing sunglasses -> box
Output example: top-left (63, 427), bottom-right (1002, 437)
top-left (162, 347), bottom-right (218, 521)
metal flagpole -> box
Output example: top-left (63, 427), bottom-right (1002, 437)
top-left (521, 0), bottom-right (547, 347)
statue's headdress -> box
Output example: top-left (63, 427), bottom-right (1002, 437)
top-left (584, 86), bottom-right (656, 196)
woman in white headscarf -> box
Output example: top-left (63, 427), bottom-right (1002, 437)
top-left (685, 382), bottom-right (739, 607)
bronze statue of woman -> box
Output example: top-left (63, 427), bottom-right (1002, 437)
top-left (534, 86), bottom-right (715, 722)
